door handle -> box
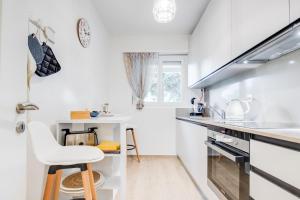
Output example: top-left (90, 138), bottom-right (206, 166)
top-left (16, 102), bottom-right (39, 114)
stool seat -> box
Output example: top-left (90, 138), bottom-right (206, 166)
top-left (42, 146), bottom-right (104, 166)
top-left (28, 121), bottom-right (104, 166)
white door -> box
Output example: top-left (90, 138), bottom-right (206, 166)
top-left (0, 0), bottom-right (29, 199)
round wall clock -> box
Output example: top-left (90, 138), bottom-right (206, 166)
top-left (77, 18), bottom-right (91, 48)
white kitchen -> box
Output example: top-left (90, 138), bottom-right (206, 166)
top-left (0, 0), bottom-right (299, 200)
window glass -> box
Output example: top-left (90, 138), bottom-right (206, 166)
top-left (162, 63), bottom-right (182, 103)
top-left (144, 57), bottom-right (183, 104)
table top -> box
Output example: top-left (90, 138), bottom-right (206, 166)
top-left (57, 115), bottom-right (131, 124)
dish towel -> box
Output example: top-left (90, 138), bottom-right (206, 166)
top-left (97, 140), bottom-right (120, 151)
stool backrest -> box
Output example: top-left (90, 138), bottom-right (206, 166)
top-left (28, 121), bottom-right (59, 164)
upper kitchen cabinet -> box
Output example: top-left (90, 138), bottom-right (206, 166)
top-left (188, 0), bottom-right (231, 87)
top-left (231, 0), bottom-right (290, 57)
top-left (290, 0), bottom-right (300, 22)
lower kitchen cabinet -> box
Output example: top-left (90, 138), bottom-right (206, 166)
top-left (250, 138), bottom-right (300, 199)
top-left (250, 139), bottom-right (300, 189)
top-left (176, 120), bottom-right (217, 200)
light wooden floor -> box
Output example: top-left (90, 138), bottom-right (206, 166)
top-left (126, 156), bottom-right (203, 200)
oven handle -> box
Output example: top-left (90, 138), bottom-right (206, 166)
top-left (205, 141), bottom-right (245, 163)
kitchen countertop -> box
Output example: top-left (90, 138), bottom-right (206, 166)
top-left (176, 116), bottom-right (300, 144)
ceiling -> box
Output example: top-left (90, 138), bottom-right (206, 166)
top-left (92, 0), bottom-right (210, 35)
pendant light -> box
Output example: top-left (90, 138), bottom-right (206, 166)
top-left (153, 0), bottom-right (176, 23)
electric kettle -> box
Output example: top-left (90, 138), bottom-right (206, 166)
top-left (226, 97), bottom-right (252, 121)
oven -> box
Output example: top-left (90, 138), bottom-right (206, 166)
top-left (205, 126), bottom-right (250, 200)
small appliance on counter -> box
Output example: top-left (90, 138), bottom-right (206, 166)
top-left (190, 97), bottom-right (205, 116)
top-left (225, 97), bottom-right (253, 121)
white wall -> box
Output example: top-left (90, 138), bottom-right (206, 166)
top-left (207, 49), bottom-right (300, 123)
top-left (26, 0), bottom-right (110, 199)
top-left (108, 34), bottom-right (196, 155)
top-left (28, 0), bottom-right (110, 128)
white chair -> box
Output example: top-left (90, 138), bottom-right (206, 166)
top-left (28, 121), bottom-right (104, 200)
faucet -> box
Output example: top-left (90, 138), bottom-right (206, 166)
top-left (207, 105), bottom-right (226, 120)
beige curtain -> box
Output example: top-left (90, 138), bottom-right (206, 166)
top-left (123, 52), bottom-right (159, 110)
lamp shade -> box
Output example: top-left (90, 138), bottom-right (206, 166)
top-left (153, 0), bottom-right (176, 23)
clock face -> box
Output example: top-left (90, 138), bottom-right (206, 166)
top-left (77, 18), bottom-right (91, 48)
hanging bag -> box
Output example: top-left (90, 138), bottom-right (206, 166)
top-left (35, 42), bottom-right (61, 77)
top-left (28, 33), bottom-right (45, 64)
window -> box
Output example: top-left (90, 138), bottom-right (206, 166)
top-left (144, 55), bottom-right (185, 104)
top-left (162, 63), bottom-right (182, 102)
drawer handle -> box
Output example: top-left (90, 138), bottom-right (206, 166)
top-left (205, 141), bottom-right (245, 163)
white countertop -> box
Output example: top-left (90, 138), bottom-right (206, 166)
top-left (57, 115), bottom-right (131, 124)
top-left (176, 116), bottom-right (300, 144)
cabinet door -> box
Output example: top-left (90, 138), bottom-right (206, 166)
top-left (232, 0), bottom-right (289, 57)
top-left (188, 0), bottom-right (231, 87)
top-left (176, 120), bottom-right (217, 200)
top-left (290, 0), bottom-right (300, 22)
top-left (176, 120), bottom-right (208, 189)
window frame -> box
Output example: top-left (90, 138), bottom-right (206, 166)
top-left (144, 54), bottom-right (187, 107)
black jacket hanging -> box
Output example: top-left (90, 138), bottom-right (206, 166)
top-left (35, 42), bottom-right (61, 77)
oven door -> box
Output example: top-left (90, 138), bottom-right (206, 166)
top-left (205, 139), bottom-right (250, 200)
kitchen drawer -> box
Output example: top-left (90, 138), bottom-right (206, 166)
top-left (250, 171), bottom-right (298, 200)
top-left (250, 139), bottom-right (300, 189)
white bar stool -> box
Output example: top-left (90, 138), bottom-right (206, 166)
top-left (28, 121), bottom-right (104, 200)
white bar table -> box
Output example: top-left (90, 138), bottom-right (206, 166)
top-left (56, 116), bottom-right (130, 200)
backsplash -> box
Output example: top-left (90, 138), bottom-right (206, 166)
top-left (176, 108), bottom-right (193, 117)
top-left (206, 50), bottom-right (300, 123)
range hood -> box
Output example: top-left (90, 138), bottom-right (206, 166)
top-left (191, 18), bottom-right (300, 89)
